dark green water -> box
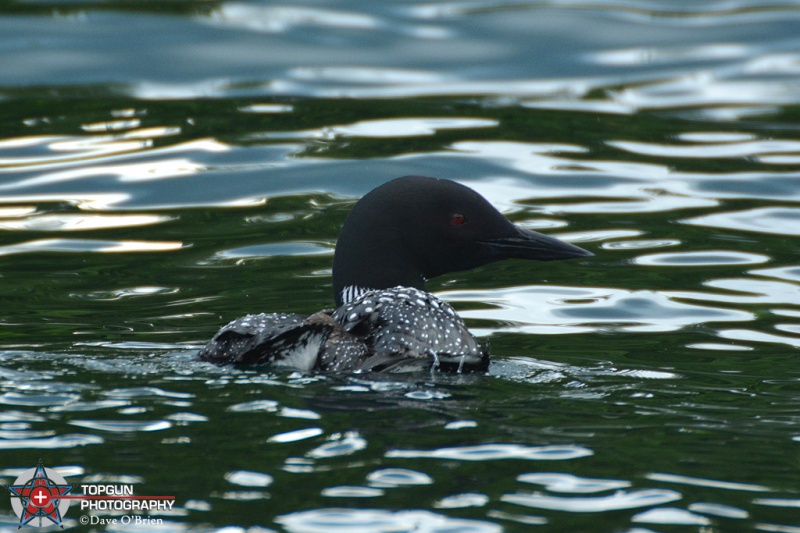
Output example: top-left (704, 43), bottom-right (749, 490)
top-left (1, 1), bottom-right (800, 531)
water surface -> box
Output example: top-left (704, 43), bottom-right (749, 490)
top-left (1, 0), bottom-right (799, 531)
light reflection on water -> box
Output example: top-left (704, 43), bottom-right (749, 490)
top-left (1, 0), bottom-right (800, 531)
top-left (250, 117), bottom-right (499, 141)
top-left (443, 284), bottom-right (754, 335)
top-left (0, 342), bottom-right (796, 529)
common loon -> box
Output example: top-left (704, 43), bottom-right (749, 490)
top-left (198, 176), bottom-right (591, 373)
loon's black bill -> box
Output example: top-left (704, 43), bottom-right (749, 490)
top-left (481, 226), bottom-right (593, 261)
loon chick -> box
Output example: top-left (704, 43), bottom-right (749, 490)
top-left (198, 175), bottom-right (591, 372)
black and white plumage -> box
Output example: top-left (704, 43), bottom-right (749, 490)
top-left (331, 287), bottom-right (487, 372)
top-left (198, 176), bottom-right (592, 373)
top-left (198, 312), bottom-right (343, 371)
top-left (199, 287), bottom-right (486, 373)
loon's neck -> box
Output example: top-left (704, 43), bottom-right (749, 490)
top-left (332, 246), bottom-right (426, 306)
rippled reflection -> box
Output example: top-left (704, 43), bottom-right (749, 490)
top-left (0, 213), bottom-right (171, 232)
top-left (502, 488), bottom-right (682, 512)
top-left (251, 116), bottom-right (498, 140)
top-left (386, 443), bottom-right (593, 461)
top-left (517, 473), bottom-right (631, 493)
top-left (276, 508), bottom-right (502, 533)
top-left (632, 507), bottom-right (711, 526)
top-left (0, 434), bottom-right (104, 450)
top-left (0, 238), bottom-right (183, 256)
top-left (634, 250), bottom-right (768, 266)
top-left (610, 137), bottom-right (800, 159)
top-left (434, 492), bottom-right (489, 508)
top-left (1, 0), bottom-right (799, 531)
top-left (224, 470), bottom-right (274, 487)
top-left (685, 207), bottom-right (800, 236)
top-left (443, 285), bottom-right (753, 335)
top-left (68, 420), bottom-right (172, 432)
top-left (366, 468), bottom-right (433, 487)
top-left (267, 427), bottom-right (325, 443)
top-left (646, 472), bottom-right (771, 492)
top-left (0, 135), bottom-right (149, 168)
top-left (322, 486), bottom-right (384, 498)
top-left (205, 4), bottom-right (385, 34)
top-left (307, 432), bottom-right (367, 458)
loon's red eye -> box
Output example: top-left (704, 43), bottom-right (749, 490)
top-left (450, 213), bottom-right (466, 226)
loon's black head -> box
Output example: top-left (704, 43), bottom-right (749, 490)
top-left (332, 176), bottom-right (592, 306)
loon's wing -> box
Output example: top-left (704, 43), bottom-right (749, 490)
top-left (356, 354), bottom-right (430, 373)
top-left (332, 287), bottom-right (489, 373)
top-left (198, 313), bottom-right (328, 370)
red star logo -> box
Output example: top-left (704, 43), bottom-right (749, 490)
top-left (7, 461), bottom-right (72, 528)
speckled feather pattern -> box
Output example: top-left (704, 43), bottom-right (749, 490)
top-left (198, 313), bottom-right (327, 370)
top-left (199, 287), bottom-right (488, 372)
top-left (331, 286), bottom-right (488, 371)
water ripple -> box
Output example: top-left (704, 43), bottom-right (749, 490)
top-left (254, 117), bottom-right (497, 141)
top-left (517, 473), bottom-right (631, 494)
top-left (279, 407), bottom-right (322, 420)
top-left (82, 473), bottom-right (143, 484)
top-left (685, 207), bottom-right (800, 236)
top-left (0, 238), bottom-right (183, 256)
top-left (688, 502), bottom-right (749, 519)
top-left (48, 400), bottom-right (129, 412)
top-left (68, 420), bottom-right (172, 433)
top-left (366, 468), bottom-right (433, 487)
top-left (0, 433), bottom-right (103, 450)
top-left (307, 432), bottom-right (367, 459)
top-left (224, 470), bottom-right (274, 487)
top-left (0, 392), bottom-right (80, 407)
top-left (433, 492), bottom-right (489, 508)
top-left (634, 250), bottom-right (769, 267)
top-left (752, 266), bottom-right (800, 283)
top-left (321, 486), bottom-right (384, 498)
top-left (590, 44), bottom-right (752, 67)
top-left (227, 399), bottom-right (279, 412)
top-left (444, 285), bottom-right (753, 335)
top-left (668, 278), bottom-right (800, 305)
top-left (103, 387), bottom-right (194, 399)
top-left (609, 138), bottom-right (800, 159)
top-left (647, 472), bottom-right (771, 492)
top-left (611, 71), bottom-right (800, 111)
top-left (0, 134), bottom-right (151, 168)
top-left (501, 488), bottom-right (682, 512)
top-left (719, 329), bottom-right (800, 349)
top-left (0, 411), bottom-right (45, 423)
top-left (632, 507), bottom-right (711, 525)
top-left (0, 429), bottom-right (54, 439)
top-left (753, 498), bottom-right (800, 508)
top-left (166, 412), bottom-right (208, 423)
top-left (213, 242), bottom-right (331, 261)
top-left (215, 490), bottom-right (269, 502)
top-left (205, 4), bottom-right (385, 34)
top-left (276, 508), bottom-right (502, 533)
top-left (447, 142), bottom-right (800, 207)
top-left (386, 443), bottom-right (592, 461)
top-left (0, 213), bottom-right (172, 232)
top-left (444, 420), bottom-right (477, 430)
top-left (604, 238), bottom-right (681, 250)
top-left (267, 427), bottom-right (324, 443)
